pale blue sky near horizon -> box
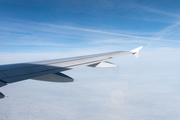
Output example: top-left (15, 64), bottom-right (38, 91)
top-left (0, 0), bottom-right (180, 120)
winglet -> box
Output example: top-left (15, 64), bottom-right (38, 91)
top-left (130, 46), bottom-right (143, 58)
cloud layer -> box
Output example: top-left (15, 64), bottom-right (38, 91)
top-left (0, 47), bottom-right (180, 120)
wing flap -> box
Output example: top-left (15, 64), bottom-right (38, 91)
top-left (33, 72), bottom-right (73, 82)
top-left (88, 61), bottom-right (117, 67)
top-left (0, 92), bottom-right (5, 99)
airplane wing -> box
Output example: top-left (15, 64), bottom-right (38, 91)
top-left (0, 46), bottom-right (143, 98)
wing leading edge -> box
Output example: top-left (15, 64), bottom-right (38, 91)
top-left (0, 46), bottom-right (143, 98)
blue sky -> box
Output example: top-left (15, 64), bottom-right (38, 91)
top-left (1, 0), bottom-right (180, 120)
top-left (0, 0), bottom-right (180, 53)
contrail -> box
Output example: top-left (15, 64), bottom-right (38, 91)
top-left (40, 23), bottom-right (180, 43)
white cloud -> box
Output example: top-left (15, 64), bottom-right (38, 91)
top-left (156, 22), bottom-right (180, 38)
top-left (0, 47), bottom-right (180, 120)
top-left (1, 20), bottom-right (180, 49)
top-left (40, 23), bottom-right (180, 44)
top-left (136, 4), bottom-right (180, 18)
top-left (0, 41), bottom-right (67, 47)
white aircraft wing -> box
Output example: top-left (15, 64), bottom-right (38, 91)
top-left (0, 46), bottom-right (143, 98)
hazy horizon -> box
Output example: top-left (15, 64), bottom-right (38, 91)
top-left (0, 0), bottom-right (180, 120)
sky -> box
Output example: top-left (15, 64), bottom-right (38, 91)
top-left (0, 0), bottom-right (180, 120)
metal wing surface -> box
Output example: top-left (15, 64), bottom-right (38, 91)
top-left (0, 46), bottom-right (143, 98)
top-left (0, 46), bottom-right (143, 86)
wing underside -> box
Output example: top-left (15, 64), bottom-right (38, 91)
top-left (0, 46), bottom-right (143, 99)
top-left (0, 46), bottom-right (143, 85)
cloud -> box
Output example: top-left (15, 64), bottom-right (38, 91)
top-left (136, 4), bottom-right (180, 18)
top-left (120, 2), bottom-right (180, 24)
top-left (0, 41), bottom-right (67, 47)
top-left (39, 23), bottom-right (180, 43)
top-left (156, 22), bottom-right (180, 38)
top-left (0, 47), bottom-right (180, 120)
top-left (91, 38), bottom-right (152, 44)
top-left (1, 19), bottom-right (180, 50)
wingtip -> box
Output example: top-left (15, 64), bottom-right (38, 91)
top-left (131, 46), bottom-right (143, 53)
top-left (131, 46), bottom-right (143, 58)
